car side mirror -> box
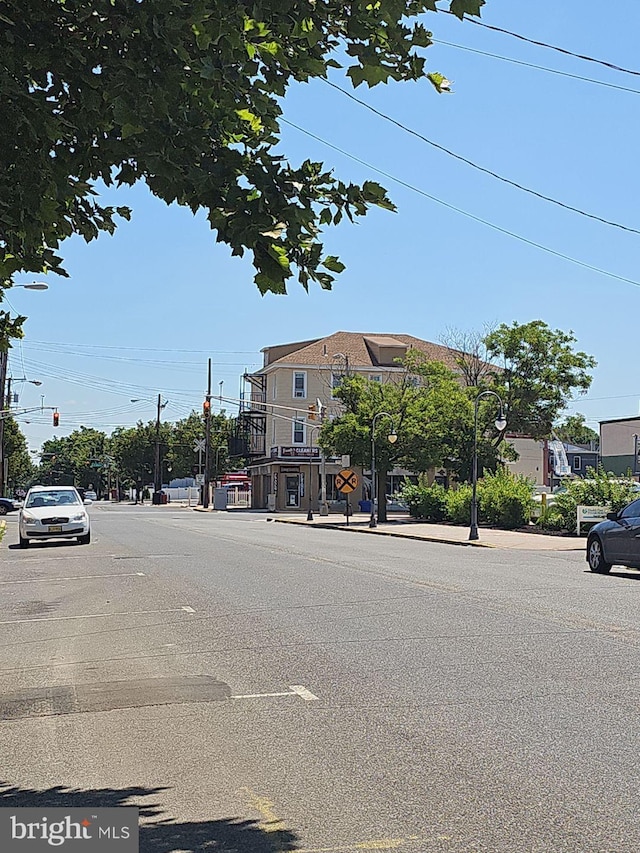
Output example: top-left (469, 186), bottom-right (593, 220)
top-left (606, 511), bottom-right (619, 521)
top-left (83, 499), bottom-right (93, 505)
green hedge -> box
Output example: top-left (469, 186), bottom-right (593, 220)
top-left (399, 469), bottom-right (534, 529)
top-left (400, 480), bottom-right (448, 522)
top-left (479, 468), bottom-right (534, 530)
top-left (539, 466), bottom-right (639, 532)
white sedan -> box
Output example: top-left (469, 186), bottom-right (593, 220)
top-left (19, 486), bottom-right (91, 548)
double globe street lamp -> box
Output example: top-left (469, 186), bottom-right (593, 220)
top-left (369, 412), bottom-right (397, 529)
top-left (469, 390), bottom-right (507, 541)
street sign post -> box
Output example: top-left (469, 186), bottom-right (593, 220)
top-left (335, 469), bottom-right (358, 494)
top-left (335, 469), bottom-right (358, 526)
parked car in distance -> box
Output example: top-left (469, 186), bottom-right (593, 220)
top-left (587, 497), bottom-right (640, 573)
top-left (84, 490), bottom-right (97, 501)
top-left (0, 497), bottom-right (17, 515)
top-left (19, 485), bottom-right (91, 548)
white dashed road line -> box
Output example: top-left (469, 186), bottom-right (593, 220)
top-left (0, 606), bottom-right (196, 626)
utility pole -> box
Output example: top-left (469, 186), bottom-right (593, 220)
top-left (153, 393), bottom-right (162, 503)
top-left (203, 358), bottom-right (212, 508)
top-left (318, 398), bottom-right (329, 516)
top-left (0, 350), bottom-right (8, 496)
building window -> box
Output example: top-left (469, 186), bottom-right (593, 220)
top-left (371, 375), bottom-right (382, 383)
top-left (272, 375), bottom-right (277, 400)
top-left (331, 373), bottom-right (342, 390)
top-left (272, 419), bottom-right (276, 444)
top-left (573, 455), bottom-right (582, 471)
top-left (293, 418), bottom-right (305, 444)
top-left (293, 372), bottom-right (306, 399)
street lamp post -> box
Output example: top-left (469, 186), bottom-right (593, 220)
top-left (12, 282), bottom-right (49, 290)
top-left (153, 394), bottom-right (168, 504)
top-left (369, 412), bottom-right (398, 529)
top-left (469, 390), bottom-right (507, 541)
top-left (307, 425), bottom-right (320, 521)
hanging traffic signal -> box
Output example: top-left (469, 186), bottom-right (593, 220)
top-left (53, 410), bottom-right (59, 427)
top-left (308, 404), bottom-right (317, 421)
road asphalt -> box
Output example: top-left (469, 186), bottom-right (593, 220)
top-left (1, 503), bottom-right (639, 852)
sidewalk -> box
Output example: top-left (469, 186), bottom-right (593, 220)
top-left (270, 512), bottom-right (586, 551)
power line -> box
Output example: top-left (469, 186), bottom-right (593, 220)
top-left (432, 38), bottom-right (640, 95)
top-left (452, 13), bottom-right (640, 78)
top-left (323, 79), bottom-right (640, 235)
top-left (27, 340), bottom-right (260, 355)
top-left (281, 118), bottom-right (640, 290)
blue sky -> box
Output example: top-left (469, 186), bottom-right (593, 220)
top-left (9, 0), bottom-right (640, 452)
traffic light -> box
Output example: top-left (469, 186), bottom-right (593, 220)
top-left (53, 410), bottom-right (59, 427)
top-left (308, 404), bottom-right (317, 421)
top-left (203, 398), bottom-right (211, 416)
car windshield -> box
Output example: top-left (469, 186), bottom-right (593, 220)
top-left (26, 490), bottom-right (81, 508)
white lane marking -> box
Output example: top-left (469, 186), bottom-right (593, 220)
top-left (231, 691), bottom-right (295, 700)
top-left (0, 607), bottom-right (195, 626)
top-left (289, 684), bottom-right (320, 701)
top-left (231, 684), bottom-right (320, 702)
top-left (181, 606), bottom-right (196, 613)
top-left (0, 572), bottom-right (146, 586)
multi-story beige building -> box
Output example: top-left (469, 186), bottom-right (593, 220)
top-left (238, 331), bottom-right (461, 511)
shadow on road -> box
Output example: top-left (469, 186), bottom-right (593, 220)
top-left (7, 541), bottom-right (83, 551)
top-left (0, 782), bottom-right (300, 852)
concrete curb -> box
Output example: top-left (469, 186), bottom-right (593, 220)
top-left (268, 517), bottom-right (496, 548)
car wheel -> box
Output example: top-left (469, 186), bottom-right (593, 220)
top-left (588, 536), bottom-right (611, 573)
top-left (0, 505), bottom-right (8, 516)
top-left (77, 532), bottom-right (91, 545)
top-left (19, 536), bottom-right (29, 549)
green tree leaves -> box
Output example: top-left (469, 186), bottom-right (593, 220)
top-left (483, 321), bottom-right (596, 440)
top-left (0, 0), bottom-right (484, 295)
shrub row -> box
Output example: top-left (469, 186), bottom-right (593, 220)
top-left (538, 466), bottom-right (639, 531)
top-left (399, 468), bottom-right (535, 530)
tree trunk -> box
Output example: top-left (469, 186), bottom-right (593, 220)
top-left (377, 468), bottom-right (388, 523)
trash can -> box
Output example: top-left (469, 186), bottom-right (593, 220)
top-left (359, 499), bottom-right (371, 513)
top-left (161, 491), bottom-right (168, 505)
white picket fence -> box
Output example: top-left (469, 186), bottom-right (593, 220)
top-left (225, 487), bottom-right (251, 508)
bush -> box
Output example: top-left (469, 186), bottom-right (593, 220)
top-left (542, 466), bottom-right (639, 532)
top-left (0, 521), bottom-right (4, 543)
top-left (399, 479), bottom-right (448, 521)
top-left (478, 468), bottom-right (535, 530)
top-left (446, 484), bottom-right (473, 525)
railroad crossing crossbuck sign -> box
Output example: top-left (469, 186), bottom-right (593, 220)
top-left (335, 469), bottom-right (358, 494)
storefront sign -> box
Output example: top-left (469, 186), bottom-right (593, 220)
top-left (278, 446), bottom-right (321, 459)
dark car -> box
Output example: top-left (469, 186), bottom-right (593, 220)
top-left (587, 498), bottom-right (640, 573)
top-left (0, 497), bottom-right (16, 515)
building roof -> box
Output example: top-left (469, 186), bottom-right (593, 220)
top-left (261, 331), bottom-right (463, 370)
top-left (599, 415), bottom-right (640, 425)
top-left (563, 442), bottom-right (598, 454)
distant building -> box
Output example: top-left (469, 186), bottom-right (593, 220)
top-left (236, 331), bottom-right (463, 511)
top-left (600, 416), bottom-right (640, 476)
top-left (560, 442), bottom-right (599, 478)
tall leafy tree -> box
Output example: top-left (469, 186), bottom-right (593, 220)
top-left (554, 413), bottom-right (599, 448)
top-left (3, 417), bottom-right (35, 491)
top-left (167, 410), bottom-right (231, 479)
top-left (1, 0), bottom-right (485, 296)
top-left (37, 427), bottom-right (109, 490)
top-left (320, 353), bottom-right (477, 521)
top-left (483, 321), bottom-right (596, 440)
